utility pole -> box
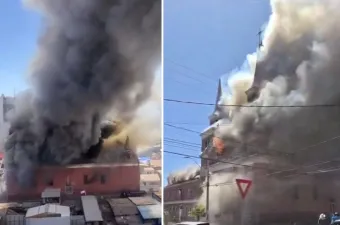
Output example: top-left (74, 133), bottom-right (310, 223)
top-left (206, 159), bottom-right (210, 222)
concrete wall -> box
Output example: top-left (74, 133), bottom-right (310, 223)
top-left (205, 162), bottom-right (340, 225)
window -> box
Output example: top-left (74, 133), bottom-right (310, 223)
top-left (66, 176), bottom-right (71, 186)
top-left (178, 189), bottom-right (183, 200)
top-left (100, 175), bottom-right (106, 184)
top-left (47, 179), bottom-right (54, 186)
top-left (45, 177), bottom-right (54, 186)
top-left (83, 175), bottom-right (88, 184)
top-left (188, 189), bottom-right (192, 199)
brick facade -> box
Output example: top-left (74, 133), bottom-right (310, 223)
top-left (6, 163), bottom-right (140, 201)
top-left (164, 178), bottom-right (203, 222)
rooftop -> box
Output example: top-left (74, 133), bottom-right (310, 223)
top-left (137, 204), bottom-right (161, 220)
top-left (1, 193), bottom-right (161, 224)
top-left (150, 159), bottom-right (161, 168)
top-left (26, 204), bottom-right (70, 218)
top-left (143, 167), bottom-right (155, 172)
top-left (41, 188), bottom-right (61, 198)
top-left (140, 174), bottom-right (161, 183)
top-left (81, 195), bottom-right (103, 222)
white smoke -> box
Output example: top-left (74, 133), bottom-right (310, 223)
top-left (167, 165), bottom-right (200, 185)
top-left (208, 0), bottom-right (340, 223)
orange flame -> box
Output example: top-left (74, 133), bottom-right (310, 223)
top-left (213, 137), bottom-right (224, 155)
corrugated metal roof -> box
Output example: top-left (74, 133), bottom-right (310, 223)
top-left (107, 199), bottom-right (138, 216)
top-left (41, 188), bottom-right (61, 198)
top-left (26, 204), bottom-right (70, 218)
top-left (80, 195), bottom-right (103, 222)
top-left (114, 215), bottom-right (141, 225)
top-left (112, 206), bottom-right (139, 216)
top-left (137, 205), bottom-right (161, 219)
top-left (128, 197), bottom-right (157, 206)
top-left (107, 198), bottom-right (134, 206)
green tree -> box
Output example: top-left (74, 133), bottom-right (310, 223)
top-left (189, 204), bottom-right (206, 221)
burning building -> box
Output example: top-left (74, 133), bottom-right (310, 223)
top-left (3, 0), bottom-right (161, 197)
top-left (195, 0), bottom-right (340, 224)
top-left (6, 163), bottom-right (140, 202)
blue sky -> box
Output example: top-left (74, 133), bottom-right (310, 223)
top-left (163, 0), bottom-right (271, 184)
top-left (0, 1), bottom-right (41, 96)
top-left (0, 0), bottom-right (272, 185)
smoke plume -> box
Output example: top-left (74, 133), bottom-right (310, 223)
top-left (104, 72), bottom-right (161, 154)
top-left (167, 165), bottom-right (200, 185)
top-left (5, 0), bottom-right (161, 186)
top-left (217, 0), bottom-right (340, 162)
top-left (206, 0), bottom-right (340, 223)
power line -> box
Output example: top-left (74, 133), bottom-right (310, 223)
top-left (166, 68), bottom-right (215, 95)
top-left (166, 122), bottom-right (340, 176)
top-left (165, 123), bottom-right (293, 158)
top-left (165, 123), bottom-right (201, 134)
top-left (165, 58), bottom-right (216, 82)
top-left (164, 149), bottom-right (340, 178)
top-left (165, 98), bottom-right (340, 108)
top-left (164, 143), bottom-right (200, 153)
top-left (267, 134), bottom-right (340, 176)
top-left (164, 137), bottom-right (201, 147)
top-left (163, 150), bottom-right (271, 170)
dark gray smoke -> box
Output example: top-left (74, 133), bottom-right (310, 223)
top-left (5, 0), bottom-right (160, 187)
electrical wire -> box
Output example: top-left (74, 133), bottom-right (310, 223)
top-left (165, 58), bottom-right (216, 82)
top-left (163, 150), bottom-right (271, 170)
top-left (165, 123), bottom-right (293, 158)
top-left (166, 122), bottom-right (340, 176)
top-left (165, 123), bottom-right (201, 134)
top-left (165, 98), bottom-right (340, 108)
top-left (164, 137), bottom-right (201, 147)
top-left (164, 143), bottom-right (200, 153)
top-left (267, 134), bottom-right (340, 176)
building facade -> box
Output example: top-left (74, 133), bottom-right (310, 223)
top-left (6, 163), bottom-right (140, 201)
top-left (164, 178), bottom-right (203, 222)
top-left (198, 71), bottom-right (340, 224)
top-left (140, 173), bottom-right (161, 193)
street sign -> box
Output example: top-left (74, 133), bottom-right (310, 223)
top-left (236, 178), bottom-right (252, 199)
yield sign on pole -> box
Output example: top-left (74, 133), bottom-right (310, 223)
top-left (236, 178), bottom-right (252, 199)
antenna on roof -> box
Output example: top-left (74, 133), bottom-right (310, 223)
top-left (257, 28), bottom-right (264, 49)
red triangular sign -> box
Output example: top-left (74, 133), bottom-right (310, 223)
top-left (236, 178), bottom-right (252, 199)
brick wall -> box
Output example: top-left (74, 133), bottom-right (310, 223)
top-left (6, 163), bottom-right (140, 201)
top-left (164, 178), bottom-right (203, 222)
